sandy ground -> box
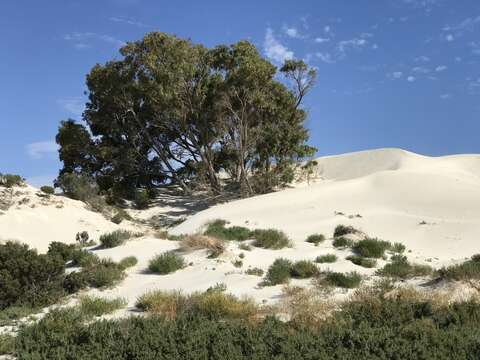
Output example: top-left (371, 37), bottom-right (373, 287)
top-left (2, 148), bottom-right (480, 312)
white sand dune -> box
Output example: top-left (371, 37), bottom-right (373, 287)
top-left (2, 148), bottom-right (480, 307)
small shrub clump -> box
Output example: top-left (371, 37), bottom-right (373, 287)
top-left (148, 251), bottom-right (186, 274)
top-left (204, 220), bottom-right (251, 241)
top-left (332, 237), bottom-right (354, 248)
top-left (290, 260), bottom-right (319, 279)
top-left (439, 254), bottom-right (480, 281)
top-left (321, 271), bottom-right (362, 289)
top-left (47, 242), bottom-right (78, 262)
top-left (333, 224), bottom-right (359, 238)
top-left (0, 173), bottom-right (24, 187)
top-left (315, 254), bottom-right (337, 263)
top-left (377, 255), bottom-right (433, 279)
top-left (78, 296), bottom-right (127, 317)
top-left (118, 256), bottom-right (138, 270)
top-left (306, 234), bottom-right (326, 246)
top-left (391, 242), bottom-right (406, 254)
top-left (111, 209), bottom-right (132, 224)
top-left (0, 334), bottom-right (15, 355)
top-left (245, 267), bottom-right (264, 276)
top-left (180, 234), bottom-right (225, 258)
top-left (346, 255), bottom-right (377, 268)
top-left (251, 229), bottom-right (291, 249)
top-left (353, 238), bottom-right (392, 258)
top-left (75, 231), bottom-right (91, 247)
top-left (40, 185), bottom-right (55, 194)
top-left (99, 230), bottom-right (135, 248)
top-left (265, 258), bottom-right (293, 285)
top-left (134, 189), bottom-right (150, 209)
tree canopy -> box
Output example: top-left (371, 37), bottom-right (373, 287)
top-left (56, 32), bottom-right (317, 199)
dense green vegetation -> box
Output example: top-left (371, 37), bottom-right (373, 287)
top-left (333, 224), bottom-right (359, 238)
top-left (0, 173), bottom-right (24, 188)
top-left (99, 229), bottom-right (138, 248)
top-left (203, 220), bottom-right (251, 241)
top-left (346, 255), bottom-right (377, 268)
top-left (251, 229), bottom-right (291, 249)
top-left (377, 255), bottom-right (433, 279)
top-left (55, 32), bottom-right (317, 201)
top-left (148, 251), bottom-right (186, 274)
top-left (315, 254), bottom-right (337, 263)
top-left (305, 233), bottom-right (326, 246)
top-left (439, 254), bottom-right (480, 281)
top-left (353, 238), bottom-right (392, 258)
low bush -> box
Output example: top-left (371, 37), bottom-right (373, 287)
top-left (136, 290), bottom-right (188, 319)
top-left (265, 258), bottom-right (293, 285)
top-left (134, 189), bottom-right (150, 209)
top-left (353, 238), bottom-right (392, 258)
top-left (180, 234), bottom-right (225, 258)
top-left (118, 256), bottom-right (138, 270)
top-left (332, 237), bottom-right (353, 248)
top-left (111, 209), bottom-right (132, 224)
top-left (40, 185), bottom-right (54, 194)
top-left (377, 255), bottom-right (433, 279)
top-left (99, 230), bottom-right (135, 248)
top-left (315, 254), bottom-right (337, 263)
top-left (82, 259), bottom-right (126, 288)
top-left (75, 231), bottom-right (91, 247)
top-left (0, 305), bottom-right (37, 326)
top-left (291, 260), bottom-right (319, 279)
top-left (245, 267), bottom-right (264, 276)
top-left (63, 271), bottom-right (90, 294)
top-left (346, 255), bottom-right (377, 268)
top-left (251, 229), bottom-right (291, 249)
top-left (0, 241), bottom-right (65, 310)
top-left (239, 243), bottom-right (252, 251)
top-left (233, 259), bottom-right (243, 268)
top-left (0, 334), bottom-right (15, 355)
top-left (439, 254), bottom-right (480, 281)
top-left (71, 250), bottom-right (100, 267)
top-left (333, 224), bottom-right (358, 238)
top-left (47, 242), bottom-right (78, 262)
top-left (391, 242), bottom-right (406, 253)
top-left (306, 234), bottom-right (326, 246)
top-left (56, 173), bottom-right (105, 212)
top-left (148, 251), bottom-right (186, 274)
top-left (0, 173), bottom-right (24, 187)
top-left (204, 219), bottom-right (251, 241)
top-left (321, 271), bottom-right (362, 289)
top-left (78, 296), bottom-right (126, 317)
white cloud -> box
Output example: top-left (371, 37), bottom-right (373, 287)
top-left (445, 34), bottom-right (454, 42)
top-left (109, 16), bottom-right (150, 28)
top-left (372, 44), bottom-right (379, 50)
top-left (63, 32), bottom-right (125, 49)
top-left (414, 55), bottom-right (431, 63)
top-left (264, 28), bottom-right (294, 64)
top-left (284, 26), bottom-right (301, 39)
top-left (407, 76), bottom-right (416, 82)
top-left (324, 26), bottom-right (331, 33)
top-left (314, 37), bottom-right (330, 43)
top-left (56, 97), bottom-right (84, 118)
top-left (443, 16), bottom-right (480, 37)
top-left (440, 93), bottom-right (452, 99)
top-left (337, 38), bottom-right (368, 57)
top-left (315, 52), bottom-right (335, 64)
top-left (403, 0), bottom-right (439, 9)
top-left (392, 71), bottom-right (403, 79)
top-left (435, 65), bottom-right (448, 72)
top-left (26, 141), bottom-right (58, 159)
top-left (412, 66), bottom-right (430, 73)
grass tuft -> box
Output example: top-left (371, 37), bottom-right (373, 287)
top-left (315, 254), bottom-right (337, 263)
top-left (148, 251), bottom-right (186, 274)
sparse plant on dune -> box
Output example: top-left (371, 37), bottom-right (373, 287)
top-left (204, 219), bottom-right (251, 241)
top-left (315, 254), bottom-right (337, 263)
top-left (353, 238), bottom-right (392, 258)
top-left (148, 251), bottom-right (186, 274)
top-left (265, 258), bottom-right (293, 285)
top-left (346, 255), bottom-right (377, 268)
top-left (78, 296), bottom-right (127, 317)
top-left (333, 224), bottom-right (359, 238)
top-left (180, 234), bottom-right (226, 258)
top-left (377, 255), bottom-right (433, 279)
top-left (306, 234), bottom-right (326, 246)
top-left (251, 229), bottom-right (291, 249)
top-left (332, 237), bottom-right (354, 248)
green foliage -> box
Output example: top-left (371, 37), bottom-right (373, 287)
top-left (232, 259), bottom-right (243, 268)
top-left (148, 251), bottom-right (186, 274)
top-left (439, 254), bottom-right (480, 281)
top-left (99, 230), bottom-right (134, 248)
top-left (265, 258), bottom-right (293, 285)
top-left (71, 250), bottom-right (100, 267)
top-left (63, 271), bottom-right (90, 294)
top-left (0, 241), bottom-right (65, 310)
top-left (346, 255), bottom-right (377, 268)
top-left (251, 228), bottom-right (291, 249)
top-left (47, 242), bottom-right (77, 262)
top-left (333, 224), bottom-right (358, 238)
top-left (78, 296), bottom-right (127, 317)
top-left (40, 185), bottom-right (54, 194)
top-left (239, 243), bottom-right (252, 251)
top-left (290, 260), bottom-right (319, 279)
top-left (245, 267), bottom-right (264, 276)
top-left (111, 209), bottom-right (132, 224)
top-left (315, 254), bottom-right (337, 263)
top-left (377, 255), bottom-right (433, 279)
top-left (391, 242), bottom-right (406, 253)
top-left (56, 172), bottom-right (105, 211)
top-left (332, 237), bottom-right (354, 248)
top-left (0, 305), bottom-right (37, 326)
top-left (82, 259), bottom-right (126, 288)
top-left (322, 271), bottom-right (362, 288)
top-left (118, 256), bottom-right (138, 270)
top-left (134, 189), bottom-right (150, 209)
top-left (305, 234), bottom-right (325, 246)
top-left (75, 231), bottom-right (91, 247)
top-left (204, 220), bottom-right (251, 241)
top-left (0, 173), bottom-right (24, 188)
top-left (0, 334), bottom-right (15, 355)
top-left (353, 238), bottom-right (392, 258)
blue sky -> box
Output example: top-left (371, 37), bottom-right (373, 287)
top-left (1, 0), bottom-right (479, 186)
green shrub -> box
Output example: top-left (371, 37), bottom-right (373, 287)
top-left (332, 237), bottom-right (353, 248)
top-left (323, 271), bottom-right (362, 288)
top-left (353, 238), bottom-right (392, 258)
top-left (0, 173), bottom-right (24, 187)
top-left (75, 231), bottom-right (91, 247)
top-left (233, 259), bottom-right (243, 268)
top-left (83, 259), bottom-right (126, 288)
top-left (40, 185), bottom-right (55, 194)
top-left (63, 271), bottom-right (90, 294)
top-left (346, 255), bottom-right (377, 268)
top-left (439, 255), bottom-right (480, 281)
top-left (148, 251), bottom-right (186, 274)
top-left (118, 256), bottom-right (138, 270)
top-left (391, 242), bottom-right (406, 254)
top-left (99, 230), bottom-right (134, 248)
top-left (71, 250), bottom-right (100, 267)
top-left (239, 243), bottom-right (252, 251)
top-left (78, 296), bottom-right (127, 317)
top-left (245, 267), bottom-right (264, 276)
top-left (306, 234), bottom-right (326, 246)
top-left (56, 173), bottom-right (105, 211)
top-left (315, 254), bottom-right (337, 263)
top-left (0, 334), bottom-right (15, 355)
top-left (377, 255), bottom-right (433, 279)
top-left (47, 242), bottom-right (78, 262)
top-left (265, 258), bottom-right (292, 285)
top-left (0, 241), bottom-right (65, 310)
top-left (204, 219), bottom-right (251, 241)
top-left (0, 305), bottom-right (37, 326)
top-left (333, 224), bottom-right (358, 238)
top-left (134, 189), bottom-right (150, 209)
top-left (290, 260), bottom-right (319, 279)
top-left (111, 209), bottom-right (132, 224)
top-left (251, 229), bottom-right (291, 249)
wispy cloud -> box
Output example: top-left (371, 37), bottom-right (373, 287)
top-left (403, 0), bottom-right (440, 10)
top-left (314, 37), bottom-right (330, 43)
top-left (315, 52), bottom-right (335, 64)
top-left (412, 66), bottom-right (431, 74)
top-left (440, 93), bottom-right (452, 99)
top-left (63, 32), bottom-right (125, 49)
top-left (435, 65), bottom-right (448, 72)
top-left (407, 76), bottom-right (416, 82)
top-left (26, 141), bottom-right (58, 159)
top-left (283, 26), bottom-right (302, 39)
top-left (109, 16), bottom-right (150, 28)
top-left (56, 97), bottom-right (84, 118)
top-left (264, 27), bottom-right (294, 64)
top-left (337, 38), bottom-right (368, 57)
top-left (443, 16), bottom-right (480, 37)
top-left (392, 71), bottom-right (404, 79)
top-left (414, 55), bottom-right (431, 63)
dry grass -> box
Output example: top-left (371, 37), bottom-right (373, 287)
top-left (180, 234), bottom-right (226, 257)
